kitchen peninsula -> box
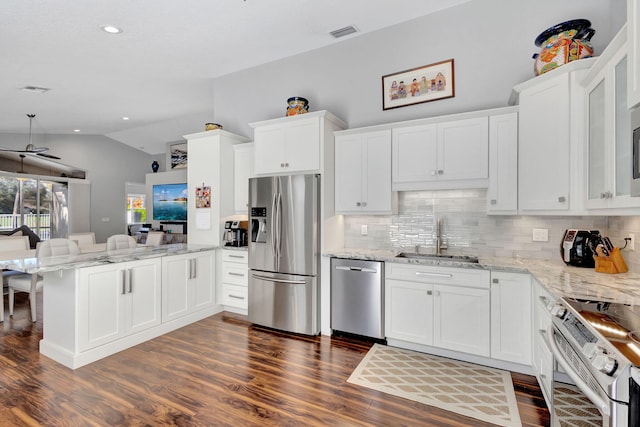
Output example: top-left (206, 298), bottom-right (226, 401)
top-left (1, 244), bottom-right (218, 369)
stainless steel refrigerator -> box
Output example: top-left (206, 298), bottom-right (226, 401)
top-left (248, 174), bottom-right (320, 335)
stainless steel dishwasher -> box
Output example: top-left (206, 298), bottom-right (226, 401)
top-left (331, 258), bottom-right (384, 340)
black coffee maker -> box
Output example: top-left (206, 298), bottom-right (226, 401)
top-left (560, 229), bottom-right (599, 267)
top-left (223, 220), bottom-right (248, 247)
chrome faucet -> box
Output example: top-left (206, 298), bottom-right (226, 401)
top-left (436, 217), bottom-right (447, 255)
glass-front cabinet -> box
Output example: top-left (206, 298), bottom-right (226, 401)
top-left (584, 29), bottom-right (636, 210)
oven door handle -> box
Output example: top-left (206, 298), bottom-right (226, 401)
top-left (546, 328), bottom-right (611, 417)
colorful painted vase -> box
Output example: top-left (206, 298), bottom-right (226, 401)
top-left (532, 19), bottom-right (595, 76)
top-left (286, 97), bottom-right (309, 116)
top-left (205, 123), bottom-right (223, 131)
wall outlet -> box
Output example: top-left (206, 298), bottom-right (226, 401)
top-left (629, 233), bottom-right (635, 251)
top-left (532, 228), bottom-right (549, 242)
top-left (361, 225), bottom-right (368, 236)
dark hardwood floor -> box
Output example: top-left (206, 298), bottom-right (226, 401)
top-left (1, 294), bottom-right (550, 426)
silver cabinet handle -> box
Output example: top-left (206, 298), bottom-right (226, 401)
top-left (229, 272), bottom-right (246, 277)
top-left (490, 199), bottom-right (497, 205)
top-left (437, 170), bottom-right (444, 175)
top-left (492, 278), bottom-right (499, 284)
top-left (356, 202), bottom-right (361, 206)
top-left (191, 258), bottom-right (197, 279)
top-left (415, 271), bottom-right (453, 278)
top-left (558, 196), bottom-right (566, 203)
top-left (128, 269), bottom-right (133, 293)
top-left (228, 254), bottom-right (245, 259)
top-left (228, 294), bottom-right (245, 300)
top-left (121, 270), bottom-right (127, 295)
top-left (426, 290), bottom-right (432, 295)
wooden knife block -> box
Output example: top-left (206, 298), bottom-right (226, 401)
top-left (594, 247), bottom-right (628, 274)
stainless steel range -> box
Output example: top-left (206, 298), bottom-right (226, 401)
top-left (547, 297), bottom-right (640, 426)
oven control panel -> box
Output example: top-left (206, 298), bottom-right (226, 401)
top-left (563, 312), bottom-right (598, 347)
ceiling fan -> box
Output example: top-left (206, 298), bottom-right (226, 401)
top-left (0, 114), bottom-right (61, 160)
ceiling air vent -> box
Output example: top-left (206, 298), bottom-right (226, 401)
top-left (21, 86), bottom-right (51, 93)
top-left (330, 25), bottom-right (358, 39)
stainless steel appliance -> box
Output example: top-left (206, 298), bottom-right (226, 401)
top-left (631, 107), bottom-right (640, 196)
top-left (330, 258), bottom-right (384, 340)
top-left (248, 174), bottom-right (320, 335)
top-left (560, 229), bottom-right (600, 268)
top-left (546, 297), bottom-right (640, 426)
top-left (223, 220), bottom-right (248, 247)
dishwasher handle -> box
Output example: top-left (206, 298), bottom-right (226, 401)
top-left (335, 265), bottom-right (378, 273)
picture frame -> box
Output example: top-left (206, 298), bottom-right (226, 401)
top-left (195, 186), bottom-right (211, 209)
top-left (382, 59), bottom-right (455, 110)
top-left (170, 142), bottom-right (188, 169)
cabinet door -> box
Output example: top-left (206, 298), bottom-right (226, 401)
top-left (162, 254), bottom-right (190, 322)
top-left (335, 134), bottom-right (364, 213)
top-left (191, 251), bottom-right (215, 312)
top-left (487, 113), bottom-right (518, 214)
top-left (490, 272), bottom-right (532, 365)
top-left (126, 258), bottom-right (161, 334)
top-left (284, 117), bottom-right (321, 172)
top-left (437, 117), bottom-right (489, 181)
top-left (433, 284), bottom-right (490, 356)
top-left (385, 279), bottom-right (433, 345)
top-left (253, 126), bottom-right (286, 175)
top-left (587, 77), bottom-right (608, 206)
top-left (234, 143), bottom-right (254, 214)
top-left (362, 130), bottom-right (392, 213)
top-left (518, 73), bottom-right (570, 211)
top-left (629, 0), bottom-right (640, 109)
top-left (78, 264), bottom-right (125, 351)
top-left (392, 124), bottom-right (438, 185)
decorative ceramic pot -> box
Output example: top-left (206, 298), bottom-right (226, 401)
top-left (205, 123), bottom-right (223, 131)
top-left (286, 97), bottom-right (309, 116)
top-left (532, 19), bottom-right (595, 76)
top-left (151, 160), bottom-right (159, 173)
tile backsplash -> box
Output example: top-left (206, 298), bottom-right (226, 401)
top-left (344, 189), bottom-right (640, 272)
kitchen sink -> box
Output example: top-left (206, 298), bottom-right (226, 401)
top-left (395, 252), bottom-right (479, 263)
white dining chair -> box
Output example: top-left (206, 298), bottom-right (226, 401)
top-left (144, 231), bottom-right (164, 247)
top-left (106, 234), bottom-right (138, 251)
top-left (1, 235), bottom-right (32, 323)
top-left (68, 232), bottom-right (96, 248)
top-left (7, 238), bottom-right (80, 322)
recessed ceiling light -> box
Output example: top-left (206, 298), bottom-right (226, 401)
top-left (101, 25), bottom-right (123, 34)
top-left (330, 25), bottom-right (358, 39)
top-left (73, 129), bottom-right (81, 133)
top-left (122, 116), bottom-right (130, 120)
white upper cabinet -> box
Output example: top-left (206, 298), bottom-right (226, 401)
top-left (250, 111), bottom-right (346, 176)
top-left (583, 28), bottom-right (637, 211)
top-left (233, 143), bottom-right (254, 215)
top-left (513, 59), bottom-right (594, 214)
top-left (487, 111), bottom-right (518, 214)
top-left (392, 115), bottom-right (489, 191)
top-left (629, 0), bottom-right (640, 109)
top-left (335, 129), bottom-right (394, 214)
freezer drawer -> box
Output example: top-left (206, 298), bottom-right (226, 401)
top-left (248, 271), bottom-right (319, 335)
top-left (331, 258), bottom-right (384, 339)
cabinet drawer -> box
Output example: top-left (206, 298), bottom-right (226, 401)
top-left (223, 284), bottom-right (248, 309)
top-left (221, 250), bottom-right (248, 263)
top-left (385, 263), bottom-right (490, 288)
top-left (222, 263), bottom-right (248, 286)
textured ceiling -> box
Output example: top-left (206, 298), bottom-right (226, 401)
top-left (0, 0), bottom-right (470, 154)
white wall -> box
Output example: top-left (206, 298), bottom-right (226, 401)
top-left (0, 132), bottom-right (154, 242)
top-left (212, 0), bottom-right (624, 138)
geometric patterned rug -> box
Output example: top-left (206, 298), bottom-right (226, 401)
top-left (348, 344), bottom-right (522, 427)
top-left (553, 383), bottom-right (602, 427)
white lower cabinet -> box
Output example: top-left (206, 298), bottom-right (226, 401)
top-left (490, 271), bottom-right (532, 365)
top-left (78, 258), bottom-right (162, 352)
top-left (385, 263), bottom-right (490, 357)
top-left (221, 249), bottom-right (248, 312)
top-left (385, 278), bottom-right (434, 345)
top-left (433, 283), bottom-right (490, 356)
top-left (162, 251), bottom-right (215, 322)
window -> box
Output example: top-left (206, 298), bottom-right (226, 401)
top-left (127, 193), bottom-right (146, 224)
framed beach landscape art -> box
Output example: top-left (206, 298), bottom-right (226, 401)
top-left (382, 59), bottom-right (455, 110)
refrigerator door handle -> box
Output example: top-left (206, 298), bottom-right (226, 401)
top-left (271, 192), bottom-right (278, 257)
top-left (252, 273), bottom-right (306, 285)
top-left (276, 191), bottom-right (282, 259)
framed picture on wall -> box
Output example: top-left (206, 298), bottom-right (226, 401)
top-left (382, 58), bottom-right (455, 110)
top-left (170, 143), bottom-right (188, 169)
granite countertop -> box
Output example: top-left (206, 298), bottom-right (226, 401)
top-left (0, 243), bottom-right (218, 274)
top-left (325, 248), bottom-right (640, 305)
